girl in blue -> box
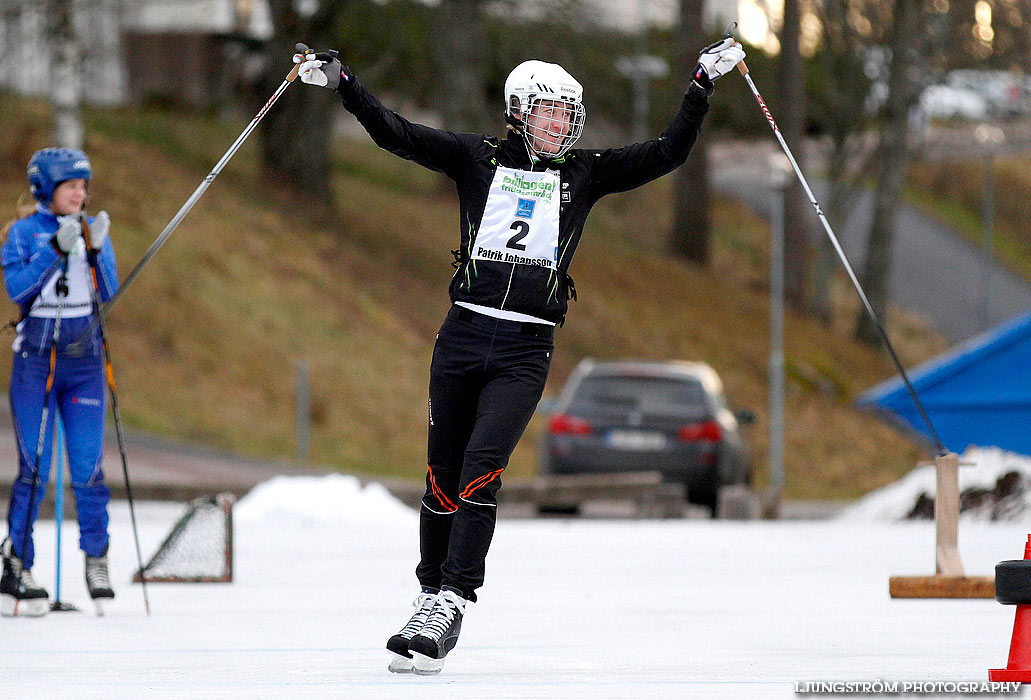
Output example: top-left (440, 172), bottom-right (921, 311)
top-left (0, 148), bottom-right (118, 617)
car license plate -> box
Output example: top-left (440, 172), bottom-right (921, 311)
top-left (605, 430), bottom-right (667, 451)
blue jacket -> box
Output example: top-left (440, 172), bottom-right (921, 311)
top-left (2, 206), bottom-right (118, 356)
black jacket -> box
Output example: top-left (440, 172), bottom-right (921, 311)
top-left (339, 78), bottom-right (710, 324)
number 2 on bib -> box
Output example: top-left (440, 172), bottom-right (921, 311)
top-left (507, 221), bottom-right (529, 251)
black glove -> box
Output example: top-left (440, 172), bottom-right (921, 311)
top-left (294, 44), bottom-right (353, 93)
top-left (693, 37), bottom-right (746, 90)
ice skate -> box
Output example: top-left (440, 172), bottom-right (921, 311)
top-left (84, 551), bottom-right (114, 617)
top-left (409, 588), bottom-right (467, 675)
top-left (386, 589), bottom-right (438, 673)
top-left (1, 538), bottom-right (49, 617)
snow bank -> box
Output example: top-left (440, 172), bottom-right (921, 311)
top-left (234, 473), bottom-right (416, 526)
top-left (839, 447), bottom-right (1031, 522)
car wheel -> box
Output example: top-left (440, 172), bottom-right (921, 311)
top-left (537, 503), bottom-right (581, 517)
top-left (701, 491), bottom-right (718, 519)
top-left (689, 471), bottom-right (720, 518)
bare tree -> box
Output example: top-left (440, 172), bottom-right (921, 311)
top-left (261, 0), bottom-right (348, 204)
top-left (809, 0), bottom-right (874, 324)
top-left (434, 0), bottom-right (489, 132)
top-left (48, 0), bottom-right (82, 148)
top-left (777, 0), bottom-right (810, 312)
top-left (668, 0), bottom-right (709, 264)
top-left (855, 0), bottom-right (924, 344)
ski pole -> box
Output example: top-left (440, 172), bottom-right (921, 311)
top-left (724, 22), bottom-right (946, 456)
top-left (19, 265), bottom-right (68, 576)
top-left (82, 218), bottom-right (151, 616)
top-left (51, 410), bottom-right (79, 612)
top-left (54, 411), bottom-right (63, 601)
top-left (68, 45), bottom-right (310, 353)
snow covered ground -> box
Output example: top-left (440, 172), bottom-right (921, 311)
top-left (4, 465), bottom-right (1030, 700)
top-left (843, 447), bottom-right (1031, 522)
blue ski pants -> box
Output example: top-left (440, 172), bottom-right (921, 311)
top-left (6, 350), bottom-right (109, 568)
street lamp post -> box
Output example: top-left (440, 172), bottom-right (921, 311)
top-left (768, 153), bottom-right (792, 517)
top-left (615, 0), bottom-right (668, 143)
top-left (297, 360), bottom-right (311, 463)
top-left (974, 124), bottom-right (1005, 333)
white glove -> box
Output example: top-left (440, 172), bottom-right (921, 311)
top-left (298, 58), bottom-right (329, 87)
top-left (296, 54), bottom-right (343, 91)
top-left (88, 210), bottom-right (109, 251)
top-left (52, 215), bottom-right (81, 254)
top-left (695, 38), bottom-right (746, 83)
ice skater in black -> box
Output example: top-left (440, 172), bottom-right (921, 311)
top-left (294, 37), bottom-right (745, 674)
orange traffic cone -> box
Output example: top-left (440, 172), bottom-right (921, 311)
top-left (991, 535), bottom-right (1031, 682)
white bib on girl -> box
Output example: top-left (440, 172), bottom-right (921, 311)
top-left (30, 236), bottom-right (93, 319)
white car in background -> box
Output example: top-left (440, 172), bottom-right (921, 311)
top-left (919, 84), bottom-right (990, 121)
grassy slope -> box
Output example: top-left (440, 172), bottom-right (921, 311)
top-left (908, 155), bottom-right (1031, 279)
top-left (0, 93), bottom-right (944, 500)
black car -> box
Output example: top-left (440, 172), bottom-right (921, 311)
top-left (539, 359), bottom-right (753, 515)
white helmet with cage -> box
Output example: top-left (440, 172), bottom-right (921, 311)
top-left (505, 60), bottom-right (586, 159)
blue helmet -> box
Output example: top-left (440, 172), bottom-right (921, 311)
top-left (27, 148), bottom-right (92, 205)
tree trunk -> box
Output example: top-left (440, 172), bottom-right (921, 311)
top-left (810, 0), bottom-right (848, 325)
top-left (48, 0), bottom-right (82, 149)
top-left (434, 0), bottom-right (488, 133)
top-left (668, 0), bottom-right (709, 265)
top-left (855, 0), bottom-right (923, 344)
top-left (778, 0), bottom-right (809, 312)
top-left (261, 0), bottom-right (345, 204)
top-left (812, 141), bottom-right (852, 324)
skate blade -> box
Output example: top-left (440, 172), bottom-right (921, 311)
top-left (93, 599), bottom-right (106, 617)
top-left (387, 652), bottom-right (415, 674)
top-left (1, 594), bottom-right (50, 617)
top-left (411, 651), bottom-right (444, 676)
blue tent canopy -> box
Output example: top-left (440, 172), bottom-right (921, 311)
top-left (855, 313), bottom-right (1031, 455)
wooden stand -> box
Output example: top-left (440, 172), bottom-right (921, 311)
top-left (889, 452), bottom-right (995, 599)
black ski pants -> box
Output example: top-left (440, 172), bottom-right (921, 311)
top-left (417, 305), bottom-right (553, 602)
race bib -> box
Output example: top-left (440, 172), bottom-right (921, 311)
top-left (472, 167), bottom-right (560, 270)
top-left (31, 238), bottom-right (93, 319)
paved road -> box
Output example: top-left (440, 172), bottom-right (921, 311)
top-left (711, 141), bottom-right (1031, 342)
top-left (0, 400), bottom-right (838, 518)
top-left (0, 400), bottom-right (321, 509)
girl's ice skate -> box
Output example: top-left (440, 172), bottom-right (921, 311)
top-left (0, 538), bottom-right (49, 617)
top-left (85, 552), bottom-right (115, 616)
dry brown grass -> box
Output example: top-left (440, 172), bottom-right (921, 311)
top-left (908, 156), bottom-right (1031, 279)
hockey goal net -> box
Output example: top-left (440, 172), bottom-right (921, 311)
top-left (134, 493), bottom-right (235, 583)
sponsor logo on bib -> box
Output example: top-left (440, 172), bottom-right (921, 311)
top-left (500, 173), bottom-right (556, 201)
top-left (515, 198), bottom-right (536, 219)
